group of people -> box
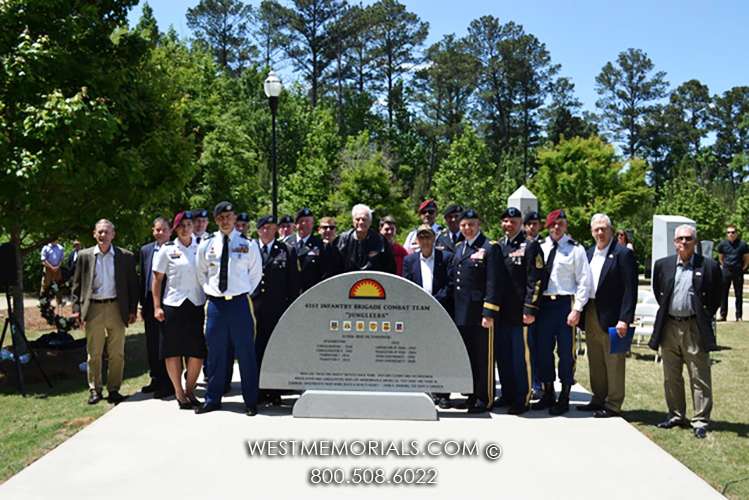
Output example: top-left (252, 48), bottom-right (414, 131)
top-left (67, 199), bottom-right (726, 438)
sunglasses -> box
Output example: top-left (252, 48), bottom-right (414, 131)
top-left (420, 209), bottom-right (436, 216)
top-left (319, 225), bottom-right (336, 230)
top-left (676, 236), bottom-right (695, 242)
top-left (417, 233), bottom-right (433, 240)
top-left (727, 230), bottom-right (737, 234)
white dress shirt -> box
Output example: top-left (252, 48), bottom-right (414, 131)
top-left (196, 229), bottom-right (263, 297)
top-left (419, 251), bottom-right (435, 295)
top-left (153, 238), bottom-right (206, 307)
top-left (92, 245), bottom-right (117, 299)
top-left (589, 241), bottom-right (610, 299)
top-left (540, 234), bottom-right (592, 312)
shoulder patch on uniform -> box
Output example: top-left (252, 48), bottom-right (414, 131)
top-left (536, 254), bottom-right (544, 269)
top-left (205, 234), bottom-right (215, 241)
top-left (489, 240), bottom-right (498, 245)
top-left (239, 234), bottom-right (249, 240)
top-left (164, 241), bottom-right (175, 246)
top-left (569, 238), bottom-right (579, 246)
top-left (537, 237), bottom-right (545, 244)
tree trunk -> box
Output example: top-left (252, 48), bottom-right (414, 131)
top-left (9, 228), bottom-right (25, 334)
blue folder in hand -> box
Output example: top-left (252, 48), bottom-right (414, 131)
top-left (609, 326), bottom-right (635, 354)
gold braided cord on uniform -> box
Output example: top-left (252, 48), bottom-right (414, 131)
top-left (483, 302), bottom-right (500, 312)
top-left (570, 296), bottom-right (577, 376)
top-left (247, 294), bottom-right (258, 342)
top-left (522, 326), bottom-right (532, 407)
top-left (486, 325), bottom-right (495, 409)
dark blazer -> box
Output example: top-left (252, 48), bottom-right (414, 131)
top-left (583, 240), bottom-right (638, 330)
top-left (139, 241), bottom-right (160, 309)
top-left (451, 233), bottom-right (507, 326)
top-left (499, 230), bottom-right (545, 327)
top-left (402, 249), bottom-right (454, 315)
top-left (285, 233), bottom-right (330, 292)
top-left (251, 240), bottom-right (301, 326)
top-left (435, 229), bottom-right (464, 253)
top-left (71, 245), bottom-right (138, 326)
top-left (650, 253), bottom-right (722, 352)
top-left (331, 228), bottom-right (397, 275)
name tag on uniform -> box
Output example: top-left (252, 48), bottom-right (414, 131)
top-left (169, 253), bottom-right (182, 260)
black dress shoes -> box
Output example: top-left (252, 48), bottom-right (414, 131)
top-left (467, 400), bottom-right (489, 414)
top-left (246, 404), bottom-right (258, 417)
top-left (270, 395), bottom-right (283, 406)
top-left (178, 399), bottom-right (193, 410)
top-left (508, 404), bottom-right (529, 415)
top-left (454, 396), bottom-right (476, 410)
top-left (107, 391), bottom-right (126, 404)
top-left (195, 402), bottom-right (222, 414)
top-left (694, 428), bottom-right (707, 439)
top-left (437, 397), bottom-right (452, 409)
top-left (593, 408), bottom-right (620, 418)
top-left (141, 380), bottom-right (157, 393)
top-left (656, 420), bottom-right (684, 429)
top-left (576, 402), bottom-right (604, 412)
top-left (87, 390), bottom-right (103, 405)
top-left (187, 396), bottom-right (201, 407)
top-left (493, 397), bottom-right (512, 408)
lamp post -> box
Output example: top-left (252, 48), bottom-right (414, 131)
top-left (264, 70), bottom-right (283, 219)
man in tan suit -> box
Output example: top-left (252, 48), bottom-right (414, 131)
top-left (72, 220), bottom-right (138, 404)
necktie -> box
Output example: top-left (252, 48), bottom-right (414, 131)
top-left (452, 232), bottom-right (458, 245)
top-left (263, 244), bottom-right (269, 256)
top-left (219, 234), bottom-right (229, 293)
top-left (546, 240), bottom-right (558, 274)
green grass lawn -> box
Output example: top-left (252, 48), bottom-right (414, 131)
top-left (2, 321), bottom-right (748, 497)
top-left (576, 321), bottom-right (749, 499)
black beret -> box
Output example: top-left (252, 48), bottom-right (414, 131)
top-left (459, 209), bottom-right (479, 221)
top-left (278, 215), bottom-right (293, 224)
top-left (213, 201), bottom-right (234, 217)
top-left (236, 212), bottom-right (249, 222)
top-left (501, 207), bottom-right (522, 219)
top-left (523, 211), bottom-right (540, 223)
top-left (256, 214), bottom-right (277, 229)
top-left (295, 208), bottom-right (314, 223)
top-left (191, 208), bottom-right (208, 219)
top-left (444, 203), bottom-right (463, 217)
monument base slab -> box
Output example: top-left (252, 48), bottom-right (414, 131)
top-left (293, 390), bottom-right (437, 420)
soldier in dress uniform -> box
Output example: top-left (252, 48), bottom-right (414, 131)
top-left (285, 208), bottom-right (330, 293)
top-left (495, 207), bottom-right (545, 415)
top-left (252, 215), bottom-right (301, 405)
top-left (523, 211), bottom-right (542, 241)
top-left (451, 209), bottom-right (507, 413)
top-left (404, 200), bottom-right (444, 254)
top-left (234, 212), bottom-right (250, 236)
top-left (533, 209), bottom-right (592, 416)
top-left (190, 208), bottom-right (210, 244)
top-left (277, 215), bottom-right (295, 240)
top-left (435, 204), bottom-right (464, 253)
top-left (195, 202), bottom-right (263, 416)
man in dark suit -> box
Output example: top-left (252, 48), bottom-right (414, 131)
top-left (495, 207), bottom-right (545, 415)
top-left (72, 219), bottom-right (138, 404)
top-left (403, 224), bottom-right (454, 409)
top-left (139, 216), bottom-right (173, 398)
top-left (331, 204), bottom-right (396, 275)
top-left (578, 214), bottom-right (637, 418)
top-left (252, 214), bottom-right (301, 405)
top-left (651, 224), bottom-right (722, 439)
top-left (451, 210), bottom-right (507, 413)
top-left (285, 208), bottom-right (329, 293)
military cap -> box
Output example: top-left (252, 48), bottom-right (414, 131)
top-left (213, 201), bottom-right (234, 217)
top-left (524, 211), bottom-right (540, 224)
top-left (256, 214), bottom-right (277, 229)
top-left (278, 215), bottom-right (293, 225)
top-left (444, 203), bottom-right (463, 217)
top-left (459, 209), bottom-right (480, 221)
top-left (418, 200), bottom-right (438, 213)
top-left (172, 210), bottom-right (193, 231)
top-left (501, 207), bottom-right (522, 219)
top-left (545, 209), bottom-right (566, 228)
top-left (236, 212), bottom-right (249, 222)
top-left (416, 224), bottom-right (435, 236)
top-left (191, 208), bottom-right (208, 219)
top-left (295, 208), bottom-right (314, 223)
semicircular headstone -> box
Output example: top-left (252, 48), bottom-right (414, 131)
top-left (259, 271), bottom-right (472, 394)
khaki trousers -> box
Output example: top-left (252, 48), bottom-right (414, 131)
top-left (85, 301), bottom-right (126, 392)
top-left (41, 267), bottom-right (62, 296)
top-left (660, 318), bottom-right (712, 429)
top-left (584, 301), bottom-right (626, 412)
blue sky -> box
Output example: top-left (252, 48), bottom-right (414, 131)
top-left (128, 0), bottom-right (748, 113)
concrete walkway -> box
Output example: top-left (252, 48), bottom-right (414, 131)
top-left (1, 380), bottom-right (721, 500)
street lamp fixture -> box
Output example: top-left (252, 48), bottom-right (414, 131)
top-left (264, 70), bottom-right (283, 218)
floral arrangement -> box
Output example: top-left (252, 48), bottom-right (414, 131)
top-left (39, 279), bottom-right (77, 334)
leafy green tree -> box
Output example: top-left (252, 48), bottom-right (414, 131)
top-left (135, 2), bottom-right (160, 46)
top-left (279, 0), bottom-right (346, 107)
top-left (249, 0), bottom-right (289, 69)
top-left (367, 0), bottom-right (428, 128)
top-left (595, 48), bottom-right (669, 158)
top-left (431, 123), bottom-right (511, 238)
top-left (530, 136), bottom-right (652, 245)
top-left (0, 0), bottom-right (196, 323)
top-left (710, 86), bottom-right (749, 186)
top-left (542, 77), bottom-right (597, 144)
top-left (186, 0), bottom-right (256, 75)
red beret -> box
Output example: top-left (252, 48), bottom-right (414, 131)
top-left (418, 200), bottom-right (437, 213)
top-left (545, 209), bottom-right (566, 228)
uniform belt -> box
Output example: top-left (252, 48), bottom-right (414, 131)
top-left (668, 314), bottom-right (696, 322)
top-left (207, 293), bottom-right (247, 301)
top-left (91, 298), bottom-right (117, 304)
top-left (542, 294), bottom-right (573, 301)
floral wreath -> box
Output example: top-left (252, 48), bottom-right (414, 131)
top-left (39, 279), bottom-right (78, 334)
